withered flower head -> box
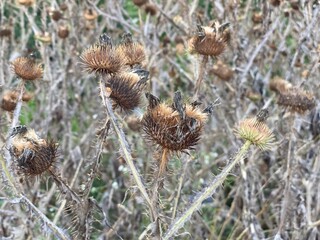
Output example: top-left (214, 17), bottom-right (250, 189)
top-left (142, 92), bottom-right (211, 152)
top-left (11, 56), bottom-right (43, 81)
top-left (116, 33), bottom-right (146, 68)
top-left (269, 76), bottom-right (292, 93)
top-left (278, 87), bottom-right (316, 114)
top-left (210, 60), bottom-right (234, 81)
top-left (188, 22), bottom-right (230, 57)
top-left (144, 3), bottom-right (157, 16)
top-left (106, 69), bottom-right (149, 111)
top-left (18, 0), bottom-right (34, 6)
top-left (84, 8), bottom-right (98, 21)
top-left (234, 113), bottom-right (275, 150)
top-left (80, 33), bottom-right (124, 75)
top-left (0, 28), bottom-right (11, 38)
top-left (9, 125), bottom-right (58, 176)
top-left (142, 92), bottom-right (212, 173)
top-left (133, 0), bottom-right (148, 7)
top-left (1, 90), bottom-right (33, 112)
top-left (58, 25), bottom-right (69, 39)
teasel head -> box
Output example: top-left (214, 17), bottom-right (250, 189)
top-left (277, 87), bottom-right (316, 114)
top-left (142, 92), bottom-right (212, 174)
top-left (9, 126), bottom-right (58, 177)
top-left (80, 33), bottom-right (124, 75)
top-left (1, 90), bottom-right (33, 112)
top-left (105, 69), bottom-right (149, 111)
top-left (188, 21), bottom-right (230, 57)
top-left (116, 33), bottom-right (146, 68)
top-left (234, 109), bottom-right (275, 151)
top-left (11, 55), bottom-right (43, 81)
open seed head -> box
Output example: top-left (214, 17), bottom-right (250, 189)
top-left (11, 56), bottom-right (43, 81)
top-left (106, 70), bottom-right (149, 111)
top-left (142, 92), bottom-right (210, 152)
top-left (10, 126), bottom-right (58, 177)
top-left (80, 34), bottom-right (124, 75)
top-left (188, 22), bottom-right (230, 57)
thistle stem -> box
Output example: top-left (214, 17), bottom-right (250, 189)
top-left (195, 55), bottom-right (209, 97)
top-left (163, 140), bottom-right (252, 240)
top-left (98, 79), bottom-right (154, 217)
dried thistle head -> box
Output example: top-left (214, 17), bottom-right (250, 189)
top-left (84, 8), bottom-right (98, 21)
top-left (144, 3), bottom-right (157, 16)
top-left (106, 69), bottom-right (149, 111)
top-left (188, 22), bottom-right (230, 57)
top-left (18, 0), bottom-right (34, 6)
top-left (1, 90), bottom-right (33, 112)
top-left (234, 112), bottom-right (275, 150)
top-left (80, 33), bottom-right (124, 75)
top-left (277, 87), bottom-right (316, 114)
top-left (142, 92), bottom-right (210, 152)
top-left (11, 56), bottom-right (43, 81)
top-left (269, 76), bottom-right (292, 93)
top-left (58, 25), bottom-right (69, 39)
top-left (9, 126), bottom-right (58, 177)
top-left (0, 28), bottom-right (11, 38)
top-left (133, 0), bottom-right (147, 7)
top-left (210, 60), bottom-right (234, 81)
top-left (116, 33), bottom-right (146, 68)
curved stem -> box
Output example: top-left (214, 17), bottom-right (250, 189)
top-left (163, 140), bottom-right (252, 240)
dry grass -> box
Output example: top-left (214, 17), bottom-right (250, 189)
top-left (0, 0), bottom-right (320, 239)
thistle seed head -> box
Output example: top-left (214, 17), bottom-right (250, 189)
top-left (277, 87), bottom-right (316, 114)
top-left (106, 70), bottom-right (149, 111)
top-left (234, 117), bottom-right (275, 150)
top-left (11, 56), bottom-right (43, 81)
top-left (142, 92), bottom-right (210, 152)
top-left (188, 21), bottom-right (230, 57)
top-left (10, 126), bottom-right (58, 177)
top-left (1, 90), bottom-right (33, 112)
top-left (116, 33), bottom-right (146, 67)
top-left (80, 34), bottom-right (124, 75)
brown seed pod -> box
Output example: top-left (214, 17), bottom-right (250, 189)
top-left (11, 56), bottom-right (43, 81)
top-left (133, 0), bottom-right (148, 7)
top-left (116, 33), bottom-right (146, 67)
top-left (106, 70), bottom-right (149, 111)
top-left (80, 33), bottom-right (124, 75)
top-left (210, 60), bottom-right (234, 81)
top-left (58, 25), bottom-right (69, 39)
top-left (278, 87), bottom-right (316, 114)
top-left (269, 0), bottom-right (281, 6)
top-left (269, 76), bottom-right (292, 93)
top-left (0, 28), bottom-right (11, 38)
top-left (1, 90), bottom-right (33, 112)
top-left (144, 3), bottom-right (157, 16)
top-left (49, 9), bottom-right (63, 21)
top-left (188, 22), bottom-right (230, 57)
top-left (252, 12), bottom-right (263, 23)
top-left (84, 8), bottom-right (98, 21)
top-left (10, 126), bottom-right (58, 177)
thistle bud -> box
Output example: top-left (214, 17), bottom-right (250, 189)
top-left (234, 117), bottom-right (275, 150)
